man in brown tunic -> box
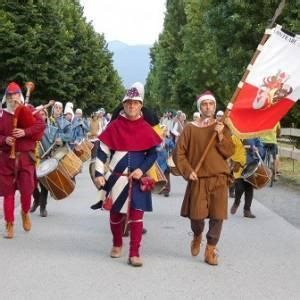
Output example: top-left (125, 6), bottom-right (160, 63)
top-left (174, 91), bottom-right (234, 265)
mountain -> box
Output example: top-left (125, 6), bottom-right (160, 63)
top-left (108, 40), bottom-right (151, 88)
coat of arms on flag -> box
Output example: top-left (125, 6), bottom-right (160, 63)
top-left (226, 25), bottom-right (300, 138)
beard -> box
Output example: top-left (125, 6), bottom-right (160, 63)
top-left (6, 101), bottom-right (17, 112)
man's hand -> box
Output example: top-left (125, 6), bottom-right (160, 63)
top-left (129, 168), bottom-right (143, 180)
top-left (12, 128), bottom-right (25, 139)
top-left (214, 121), bottom-right (224, 141)
top-left (55, 138), bottom-right (63, 146)
top-left (5, 136), bottom-right (15, 146)
top-left (189, 171), bottom-right (198, 181)
top-left (95, 176), bottom-right (106, 188)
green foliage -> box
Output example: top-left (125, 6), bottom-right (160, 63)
top-left (0, 0), bottom-right (123, 115)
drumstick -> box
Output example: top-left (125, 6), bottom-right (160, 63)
top-left (41, 142), bottom-right (57, 159)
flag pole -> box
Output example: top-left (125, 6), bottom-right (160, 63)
top-left (193, 1), bottom-right (286, 174)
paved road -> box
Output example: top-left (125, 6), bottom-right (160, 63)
top-left (0, 166), bottom-right (299, 299)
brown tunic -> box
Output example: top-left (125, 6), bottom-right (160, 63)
top-left (174, 122), bottom-right (235, 220)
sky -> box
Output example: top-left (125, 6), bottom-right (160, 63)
top-left (80, 0), bottom-right (166, 45)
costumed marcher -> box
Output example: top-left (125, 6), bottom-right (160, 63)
top-left (260, 122), bottom-right (281, 180)
top-left (64, 102), bottom-right (74, 123)
top-left (161, 111), bottom-right (174, 137)
top-left (30, 108), bottom-right (50, 217)
top-left (171, 110), bottom-right (185, 143)
top-left (174, 90), bottom-right (235, 265)
top-left (94, 82), bottom-right (161, 267)
top-left (0, 82), bottom-right (45, 238)
top-left (30, 101), bottom-right (72, 214)
top-left (72, 108), bottom-right (89, 144)
top-left (156, 124), bottom-right (175, 197)
top-left (49, 101), bottom-right (73, 147)
top-left (97, 107), bottom-right (108, 135)
top-left (230, 137), bottom-right (265, 218)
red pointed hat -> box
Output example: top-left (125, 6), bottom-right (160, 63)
top-left (6, 82), bottom-right (22, 94)
top-left (196, 90), bottom-right (216, 109)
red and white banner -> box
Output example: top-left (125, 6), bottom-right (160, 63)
top-left (227, 25), bottom-right (300, 138)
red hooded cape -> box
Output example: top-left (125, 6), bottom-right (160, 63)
top-left (98, 115), bottom-right (161, 151)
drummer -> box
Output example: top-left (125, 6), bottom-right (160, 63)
top-left (30, 102), bottom-right (72, 214)
top-left (72, 108), bottom-right (89, 144)
top-left (230, 137), bottom-right (265, 218)
top-left (49, 101), bottom-right (73, 147)
top-left (31, 108), bottom-right (50, 217)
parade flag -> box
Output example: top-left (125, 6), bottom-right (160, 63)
top-left (226, 25), bottom-right (300, 138)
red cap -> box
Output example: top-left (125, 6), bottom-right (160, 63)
top-left (6, 82), bottom-right (22, 94)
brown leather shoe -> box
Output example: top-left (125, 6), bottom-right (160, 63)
top-left (204, 244), bottom-right (218, 266)
top-left (244, 210), bottom-right (256, 218)
top-left (21, 211), bottom-right (32, 231)
top-left (191, 234), bottom-right (202, 256)
top-left (128, 256), bottom-right (143, 267)
top-left (230, 203), bottom-right (239, 214)
top-left (110, 246), bottom-right (122, 258)
top-left (4, 222), bottom-right (14, 239)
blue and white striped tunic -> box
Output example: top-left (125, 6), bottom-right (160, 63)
top-left (95, 141), bottom-right (157, 213)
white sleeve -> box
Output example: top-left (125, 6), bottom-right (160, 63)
top-left (171, 122), bottom-right (180, 136)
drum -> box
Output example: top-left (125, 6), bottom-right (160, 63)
top-left (74, 139), bottom-right (94, 162)
top-left (53, 146), bottom-right (83, 178)
top-left (241, 161), bottom-right (272, 189)
top-left (36, 158), bottom-right (75, 200)
top-left (146, 161), bottom-right (167, 194)
top-left (167, 155), bottom-right (181, 176)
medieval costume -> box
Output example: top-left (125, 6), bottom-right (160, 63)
top-left (0, 82), bottom-right (45, 238)
top-left (230, 137), bottom-right (265, 218)
top-left (30, 101), bottom-right (72, 216)
top-left (95, 82), bottom-right (161, 267)
top-left (174, 90), bottom-right (234, 265)
top-left (72, 108), bottom-right (89, 144)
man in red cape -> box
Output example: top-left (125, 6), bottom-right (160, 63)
top-left (94, 82), bottom-right (161, 267)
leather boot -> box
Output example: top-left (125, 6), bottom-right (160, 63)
top-left (21, 211), bottom-right (32, 231)
top-left (204, 244), bottom-right (218, 266)
top-left (128, 256), bottom-right (143, 267)
top-left (110, 246), bottom-right (122, 258)
top-left (90, 200), bottom-right (103, 210)
top-left (244, 210), bottom-right (256, 218)
top-left (191, 234), bottom-right (202, 256)
top-left (40, 208), bottom-right (48, 217)
top-left (230, 203), bottom-right (239, 215)
top-left (30, 201), bottom-right (39, 213)
top-left (4, 222), bottom-right (14, 239)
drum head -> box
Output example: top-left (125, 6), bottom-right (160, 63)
top-left (241, 161), bottom-right (259, 178)
top-left (37, 158), bottom-right (58, 178)
top-left (52, 146), bottom-right (68, 160)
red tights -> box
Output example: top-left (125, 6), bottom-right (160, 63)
top-left (110, 208), bottom-right (144, 257)
top-left (4, 193), bottom-right (31, 223)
